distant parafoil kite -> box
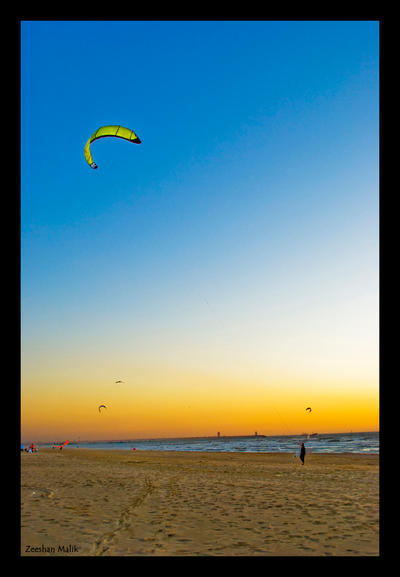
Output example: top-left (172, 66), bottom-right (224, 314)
top-left (53, 440), bottom-right (69, 450)
top-left (98, 404), bottom-right (107, 413)
top-left (84, 125), bottom-right (141, 169)
top-left (306, 407), bottom-right (312, 413)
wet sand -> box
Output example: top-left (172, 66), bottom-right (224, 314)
top-left (20, 449), bottom-right (379, 556)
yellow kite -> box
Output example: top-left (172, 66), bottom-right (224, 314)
top-left (84, 125), bottom-right (141, 169)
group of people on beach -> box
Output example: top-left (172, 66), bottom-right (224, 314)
top-left (21, 443), bottom-right (38, 453)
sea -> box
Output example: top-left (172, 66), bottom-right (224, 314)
top-left (44, 431), bottom-right (379, 454)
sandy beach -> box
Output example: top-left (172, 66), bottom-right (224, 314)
top-left (20, 449), bottom-right (379, 556)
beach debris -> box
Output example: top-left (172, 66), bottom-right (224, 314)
top-left (31, 488), bottom-right (54, 498)
top-left (98, 404), bottom-right (107, 413)
top-left (84, 125), bottom-right (141, 169)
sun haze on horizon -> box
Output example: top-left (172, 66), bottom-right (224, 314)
top-left (21, 21), bottom-right (379, 443)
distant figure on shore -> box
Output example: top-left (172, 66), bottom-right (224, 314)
top-left (300, 442), bottom-right (306, 465)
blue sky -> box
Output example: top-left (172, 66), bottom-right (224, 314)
top-left (21, 21), bottom-right (379, 438)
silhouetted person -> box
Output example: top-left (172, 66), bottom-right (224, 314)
top-left (300, 442), bottom-right (306, 465)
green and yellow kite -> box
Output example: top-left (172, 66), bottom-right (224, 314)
top-left (84, 125), bottom-right (141, 169)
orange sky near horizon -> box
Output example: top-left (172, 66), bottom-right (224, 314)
top-left (21, 363), bottom-right (379, 443)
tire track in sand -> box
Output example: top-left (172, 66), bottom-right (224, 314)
top-left (92, 476), bottom-right (156, 556)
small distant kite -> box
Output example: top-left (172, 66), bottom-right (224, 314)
top-left (84, 125), bottom-right (141, 169)
top-left (115, 380), bottom-right (124, 384)
top-left (53, 440), bottom-right (69, 450)
top-left (305, 407), bottom-right (312, 413)
top-left (98, 404), bottom-right (107, 413)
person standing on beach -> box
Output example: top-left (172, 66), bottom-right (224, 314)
top-left (299, 442), bottom-right (306, 465)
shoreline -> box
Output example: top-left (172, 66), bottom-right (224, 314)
top-left (34, 447), bottom-right (379, 456)
top-left (21, 449), bottom-right (379, 556)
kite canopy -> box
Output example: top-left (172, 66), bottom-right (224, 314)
top-left (98, 404), bottom-right (107, 413)
top-left (306, 407), bottom-right (312, 412)
top-left (84, 125), bottom-right (141, 169)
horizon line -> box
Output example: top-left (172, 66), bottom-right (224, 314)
top-left (25, 429), bottom-right (379, 445)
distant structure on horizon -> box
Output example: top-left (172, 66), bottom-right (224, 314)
top-left (217, 432), bottom-right (220, 438)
